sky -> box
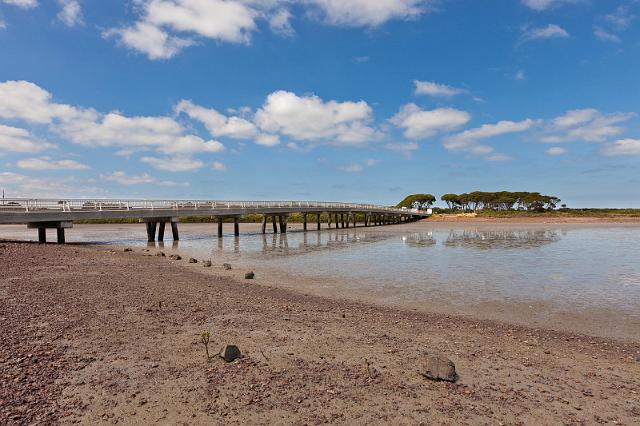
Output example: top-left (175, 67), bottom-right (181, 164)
top-left (0, 0), bottom-right (639, 207)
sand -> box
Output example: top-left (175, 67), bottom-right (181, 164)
top-left (1, 241), bottom-right (639, 424)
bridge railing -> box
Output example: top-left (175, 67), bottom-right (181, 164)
top-left (0, 198), bottom-right (420, 215)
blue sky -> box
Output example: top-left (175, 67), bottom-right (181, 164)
top-left (0, 0), bottom-right (639, 207)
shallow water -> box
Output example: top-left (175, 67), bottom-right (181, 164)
top-left (3, 222), bottom-right (639, 339)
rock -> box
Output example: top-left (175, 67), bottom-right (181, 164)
top-left (188, 258), bottom-right (198, 264)
top-left (203, 260), bottom-right (212, 267)
top-left (124, 248), bottom-right (133, 252)
top-left (156, 252), bottom-right (165, 257)
top-left (245, 271), bottom-right (255, 279)
top-left (219, 345), bottom-right (241, 362)
top-left (222, 263), bottom-right (232, 270)
top-left (169, 254), bottom-right (182, 260)
top-left (420, 354), bottom-right (457, 382)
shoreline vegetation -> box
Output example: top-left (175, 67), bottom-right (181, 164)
top-left (1, 241), bottom-right (639, 424)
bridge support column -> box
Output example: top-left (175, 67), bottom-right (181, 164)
top-left (146, 222), bottom-right (157, 242)
top-left (28, 221), bottom-right (73, 244)
top-left (171, 221), bottom-right (179, 241)
top-left (279, 215), bottom-right (288, 233)
top-left (364, 213), bottom-right (369, 227)
top-left (303, 214), bottom-right (307, 231)
top-left (218, 218), bottom-right (223, 238)
top-left (345, 213), bottom-right (350, 228)
top-left (353, 213), bottom-right (357, 228)
top-left (158, 222), bottom-right (166, 241)
top-left (272, 216), bottom-right (278, 233)
top-left (317, 213), bottom-right (321, 231)
top-left (262, 215), bottom-right (268, 234)
top-left (234, 217), bottom-right (240, 237)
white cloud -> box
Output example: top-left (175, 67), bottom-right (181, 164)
top-left (594, 27), bottom-right (621, 43)
top-left (269, 8), bottom-right (294, 36)
top-left (515, 70), bottom-right (526, 81)
top-left (141, 156), bottom-right (204, 171)
top-left (57, 0), bottom-right (83, 27)
top-left (486, 154), bottom-right (513, 162)
top-left (385, 142), bottom-right (418, 159)
top-left (337, 158), bottom-right (378, 172)
top-left (17, 157), bottom-right (88, 170)
top-left (521, 0), bottom-right (576, 11)
top-left (1, 0), bottom-right (38, 9)
top-left (414, 80), bottom-right (465, 97)
top-left (444, 119), bottom-right (536, 157)
top-left (0, 19), bottom-right (5, 30)
top-left (101, 170), bottom-right (187, 186)
top-left (521, 24), bottom-right (569, 42)
top-left (0, 172), bottom-right (100, 198)
top-left (605, 6), bottom-right (634, 31)
top-left (546, 146), bottom-right (566, 155)
top-left (255, 90), bottom-right (379, 145)
top-left (255, 133), bottom-right (280, 147)
top-left (0, 124), bottom-right (55, 153)
top-left (212, 161), bottom-right (226, 171)
top-left (543, 109), bottom-right (634, 143)
top-left (104, 22), bottom-right (193, 60)
top-left (307, 0), bottom-right (429, 27)
top-left (389, 103), bottom-right (470, 139)
top-left (175, 100), bottom-right (257, 139)
top-left (602, 139), bottom-right (640, 156)
top-left (0, 80), bottom-right (80, 124)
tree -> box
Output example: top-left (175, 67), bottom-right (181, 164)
top-left (396, 194), bottom-right (436, 210)
top-left (441, 194), bottom-right (461, 210)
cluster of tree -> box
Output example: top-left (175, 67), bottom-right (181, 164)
top-left (396, 194), bottom-right (436, 210)
top-left (440, 191), bottom-right (561, 211)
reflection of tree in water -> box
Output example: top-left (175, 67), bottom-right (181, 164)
top-left (403, 233), bottom-right (437, 248)
top-left (257, 231), bottom-right (392, 258)
top-left (443, 229), bottom-right (561, 249)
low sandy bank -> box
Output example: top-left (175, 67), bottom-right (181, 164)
top-left (1, 242), bottom-right (639, 425)
top-left (426, 215), bottom-right (640, 224)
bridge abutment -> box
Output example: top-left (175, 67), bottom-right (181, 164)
top-left (28, 221), bottom-right (73, 244)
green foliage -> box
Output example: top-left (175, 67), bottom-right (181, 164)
top-left (436, 191), bottom-right (561, 212)
top-left (396, 194), bottom-right (436, 210)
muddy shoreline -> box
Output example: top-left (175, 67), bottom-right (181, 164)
top-left (1, 242), bottom-right (639, 424)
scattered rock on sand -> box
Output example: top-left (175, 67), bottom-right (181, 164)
top-left (169, 254), bottom-right (182, 260)
top-left (124, 247), bottom-right (133, 252)
top-left (245, 271), bottom-right (255, 279)
top-left (420, 354), bottom-right (457, 382)
top-left (203, 260), bottom-right (212, 267)
top-left (156, 252), bottom-right (165, 257)
top-left (188, 258), bottom-right (198, 264)
top-left (223, 263), bottom-right (232, 270)
top-left (219, 345), bottom-right (241, 362)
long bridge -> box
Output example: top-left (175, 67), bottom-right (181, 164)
top-left (0, 199), bottom-right (429, 244)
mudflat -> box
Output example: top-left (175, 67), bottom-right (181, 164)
top-left (1, 242), bottom-right (639, 425)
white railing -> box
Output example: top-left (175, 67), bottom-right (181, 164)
top-left (0, 198), bottom-right (426, 215)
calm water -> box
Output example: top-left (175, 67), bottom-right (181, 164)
top-left (3, 222), bottom-right (639, 337)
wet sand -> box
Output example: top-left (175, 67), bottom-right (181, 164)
top-left (1, 242), bottom-right (639, 425)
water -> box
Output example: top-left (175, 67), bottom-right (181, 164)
top-left (2, 222), bottom-right (639, 339)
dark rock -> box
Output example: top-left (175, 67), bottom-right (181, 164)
top-left (169, 254), bottom-right (182, 260)
top-left (219, 345), bottom-right (241, 362)
top-left (188, 258), bottom-right (198, 264)
top-left (203, 260), bottom-right (212, 267)
top-left (420, 354), bottom-right (457, 382)
top-left (124, 248), bottom-right (133, 252)
top-left (156, 252), bottom-right (165, 257)
top-left (245, 271), bottom-right (255, 279)
top-left (223, 263), bottom-right (232, 270)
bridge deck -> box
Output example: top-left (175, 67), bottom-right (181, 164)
top-left (0, 199), bottom-right (427, 225)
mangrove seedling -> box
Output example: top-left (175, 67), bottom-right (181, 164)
top-left (201, 331), bottom-right (211, 361)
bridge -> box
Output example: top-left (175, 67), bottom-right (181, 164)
top-left (0, 199), bottom-right (429, 244)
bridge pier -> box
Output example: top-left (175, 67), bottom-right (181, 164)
top-left (218, 218), bottom-right (223, 238)
top-left (303, 214), bottom-right (308, 231)
top-left (262, 215), bottom-right (268, 234)
top-left (28, 221), bottom-right (73, 244)
top-left (234, 217), bottom-right (240, 237)
top-left (141, 218), bottom-right (178, 242)
top-left (317, 213), bottom-right (321, 231)
top-left (278, 215), bottom-right (288, 233)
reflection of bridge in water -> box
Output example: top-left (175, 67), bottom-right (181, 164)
top-left (0, 198), bottom-right (428, 244)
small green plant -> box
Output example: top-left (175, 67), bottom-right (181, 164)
top-left (201, 331), bottom-right (211, 361)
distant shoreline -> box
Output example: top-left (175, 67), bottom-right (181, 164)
top-left (426, 214), bottom-right (640, 224)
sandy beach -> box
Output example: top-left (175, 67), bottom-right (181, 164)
top-left (1, 240), bottom-right (639, 425)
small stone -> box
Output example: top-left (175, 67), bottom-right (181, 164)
top-left (420, 354), bottom-right (457, 382)
top-left (188, 258), bottom-right (198, 264)
top-left (124, 248), bottom-right (133, 252)
top-left (219, 345), bottom-right (241, 362)
top-left (156, 252), bottom-right (165, 257)
top-left (169, 254), bottom-right (182, 260)
top-left (245, 271), bottom-right (255, 279)
top-left (222, 263), bottom-right (232, 270)
top-left (203, 260), bottom-right (212, 267)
